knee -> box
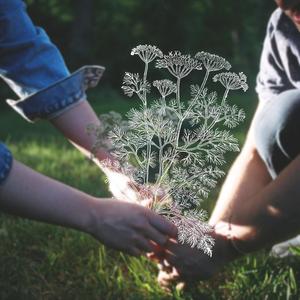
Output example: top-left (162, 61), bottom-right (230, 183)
top-left (253, 90), bottom-right (300, 177)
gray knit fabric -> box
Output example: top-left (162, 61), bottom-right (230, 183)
top-left (256, 8), bottom-right (300, 101)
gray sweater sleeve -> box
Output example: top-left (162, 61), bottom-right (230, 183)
top-left (256, 9), bottom-right (295, 102)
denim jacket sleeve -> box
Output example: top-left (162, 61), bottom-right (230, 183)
top-left (0, 142), bottom-right (13, 185)
top-left (0, 0), bottom-right (105, 122)
top-left (0, 0), bottom-right (105, 184)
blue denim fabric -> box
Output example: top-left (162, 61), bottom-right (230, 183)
top-left (0, 143), bottom-right (12, 185)
top-left (0, 0), bottom-right (105, 184)
top-left (254, 89), bottom-right (300, 179)
top-left (0, 0), bottom-right (70, 97)
top-left (7, 65), bottom-right (105, 122)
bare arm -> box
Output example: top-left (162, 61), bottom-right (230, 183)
top-left (229, 152), bottom-right (300, 252)
top-left (210, 102), bottom-right (272, 225)
top-left (158, 154), bottom-right (300, 283)
top-left (0, 160), bottom-right (177, 256)
top-left (50, 100), bottom-right (141, 202)
top-left (50, 101), bottom-right (107, 161)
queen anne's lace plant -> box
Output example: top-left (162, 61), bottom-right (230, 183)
top-left (91, 45), bottom-right (248, 257)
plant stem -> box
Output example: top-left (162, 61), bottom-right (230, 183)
top-left (222, 88), bottom-right (229, 105)
top-left (142, 61), bottom-right (151, 184)
top-left (176, 77), bottom-right (182, 115)
top-left (175, 117), bottom-right (183, 148)
top-left (155, 151), bottom-right (177, 190)
top-left (200, 70), bottom-right (210, 93)
top-left (126, 145), bottom-right (143, 168)
top-left (158, 137), bottom-right (163, 178)
top-left (175, 70), bottom-right (210, 148)
top-left (143, 63), bottom-right (149, 104)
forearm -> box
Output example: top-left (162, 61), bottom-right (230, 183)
top-left (209, 104), bottom-right (272, 225)
top-left (0, 159), bottom-right (177, 256)
top-left (0, 159), bottom-right (95, 233)
top-left (50, 100), bottom-right (143, 203)
top-left (210, 133), bottom-right (272, 226)
top-left (229, 153), bottom-right (300, 252)
top-left (50, 100), bottom-right (110, 163)
top-left (209, 140), bottom-right (271, 255)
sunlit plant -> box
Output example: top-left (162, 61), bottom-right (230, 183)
top-left (90, 45), bottom-right (247, 256)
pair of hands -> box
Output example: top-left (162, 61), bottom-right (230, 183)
top-left (99, 168), bottom-right (233, 286)
top-left (152, 233), bottom-right (238, 288)
top-left (88, 196), bottom-right (208, 286)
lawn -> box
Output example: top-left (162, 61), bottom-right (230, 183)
top-left (0, 87), bottom-right (299, 299)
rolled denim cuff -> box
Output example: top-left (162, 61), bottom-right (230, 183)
top-left (6, 65), bottom-right (105, 122)
top-left (0, 143), bottom-right (13, 185)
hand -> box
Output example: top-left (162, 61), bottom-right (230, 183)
top-left (86, 198), bottom-right (177, 256)
top-left (103, 167), bottom-right (163, 207)
top-left (104, 168), bottom-right (141, 203)
top-left (152, 231), bottom-right (239, 288)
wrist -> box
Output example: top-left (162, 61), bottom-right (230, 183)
top-left (213, 221), bottom-right (255, 258)
top-left (81, 196), bottom-right (105, 236)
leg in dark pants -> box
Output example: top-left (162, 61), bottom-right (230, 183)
top-left (254, 89), bottom-right (300, 179)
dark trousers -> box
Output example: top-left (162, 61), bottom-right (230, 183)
top-left (254, 89), bottom-right (300, 179)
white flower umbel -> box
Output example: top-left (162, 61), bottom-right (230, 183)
top-left (153, 80), bottom-right (177, 115)
top-left (92, 45), bottom-right (248, 256)
top-left (156, 51), bottom-right (202, 115)
top-left (131, 45), bottom-right (163, 64)
top-left (213, 72), bottom-right (248, 104)
top-left (195, 51), bottom-right (231, 93)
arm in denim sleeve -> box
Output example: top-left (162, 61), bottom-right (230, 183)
top-left (0, 0), bottom-right (104, 122)
top-left (0, 143), bottom-right (13, 185)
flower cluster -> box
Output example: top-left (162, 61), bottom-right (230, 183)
top-left (153, 80), bottom-right (177, 98)
top-left (156, 51), bottom-right (202, 79)
top-left (131, 45), bottom-right (163, 63)
top-left (213, 72), bottom-right (249, 92)
top-left (195, 51), bottom-right (231, 72)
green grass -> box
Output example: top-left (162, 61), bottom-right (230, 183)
top-left (0, 87), bottom-right (300, 299)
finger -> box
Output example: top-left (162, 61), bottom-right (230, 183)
top-left (146, 251), bottom-right (166, 264)
top-left (144, 224), bottom-right (168, 246)
top-left (147, 252), bottom-right (166, 263)
top-left (151, 242), bottom-right (165, 254)
top-left (163, 244), bottom-right (180, 267)
top-left (164, 251), bottom-right (179, 267)
top-left (136, 237), bottom-right (156, 253)
top-left (146, 252), bottom-right (155, 259)
top-left (164, 238), bottom-right (180, 253)
top-left (147, 212), bottom-right (178, 238)
top-left (147, 241), bottom-right (165, 256)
